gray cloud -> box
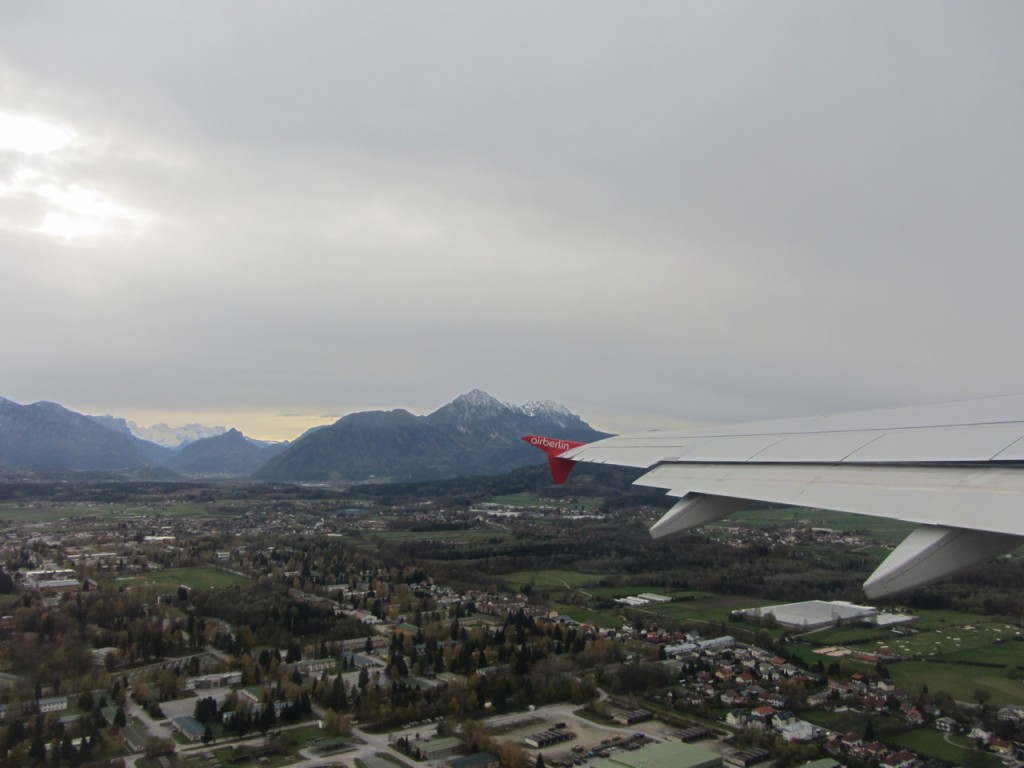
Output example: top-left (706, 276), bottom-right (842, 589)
top-left (2, 2), bottom-right (1023, 438)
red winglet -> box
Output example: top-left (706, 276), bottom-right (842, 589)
top-left (522, 435), bottom-right (587, 484)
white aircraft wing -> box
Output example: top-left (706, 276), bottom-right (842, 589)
top-left (526, 394), bottom-right (1024, 597)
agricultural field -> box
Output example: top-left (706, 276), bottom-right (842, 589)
top-left (0, 500), bottom-right (229, 525)
top-left (0, 502), bottom-right (130, 523)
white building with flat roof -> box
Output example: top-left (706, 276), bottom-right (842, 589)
top-left (733, 600), bottom-right (877, 630)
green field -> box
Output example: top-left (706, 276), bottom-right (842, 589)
top-left (546, 602), bottom-right (622, 628)
top-left (722, 507), bottom-right (916, 544)
top-left (786, 606), bottom-right (1024, 702)
top-left (634, 595), bottom-right (774, 625)
top-left (0, 503), bottom-right (123, 523)
top-left (502, 570), bottom-right (607, 590)
top-left (879, 622), bottom-right (1017, 659)
top-left (888, 660), bottom-right (1024, 707)
top-left (888, 728), bottom-right (1003, 767)
top-left (801, 708), bottom-right (870, 734)
top-left (945, 639), bottom-right (1024, 666)
top-left (116, 567), bottom-right (250, 591)
top-left (805, 626), bottom-right (892, 645)
top-left (0, 501), bottom-right (225, 523)
top-left (797, 608), bottom-right (1024, 662)
top-left (490, 492), bottom-right (604, 510)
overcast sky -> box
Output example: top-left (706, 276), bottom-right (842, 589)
top-left (2, 2), bottom-right (1023, 440)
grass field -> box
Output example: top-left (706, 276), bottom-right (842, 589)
top-left (888, 660), bottom-right (1024, 707)
top-left (722, 507), bottom-right (916, 544)
top-left (0, 503), bottom-right (120, 522)
top-left (634, 595), bottom-right (774, 625)
top-left (0, 501), bottom-right (224, 523)
top-left (787, 607), bottom-right (1024, 702)
top-left (888, 728), bottom-right (1003, 767)
top-left (800, 708), bottom-right (869, 734)
top-left (491, 492), bottom-right (604, 510)
top-left (116, 567), bottom-right (250, 591)
top-left (805, 626), bottom-right (892, 645)
top-left (945, 639), bottom-right (1024, 666)
top-left (501, 570), bottom-right (607, 590)
top-left (798, 608), bottom-right (1024, 664)
top-left (545, 602), bottom-right (622, 628)
top-left (880, 621), bottom-right (1018, 659)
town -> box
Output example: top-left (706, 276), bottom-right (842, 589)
top-left (1, 479), bottom-right (1024, 768)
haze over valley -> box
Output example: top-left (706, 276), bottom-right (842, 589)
top-left (0, 390), bottom-right (606, 482)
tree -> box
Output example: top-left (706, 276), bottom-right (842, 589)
top-left (144, 736), bottom-right (175, 758)
top-left (499, 741), bottom-right (528, 768)
top-left (28, 732), bottom-right (45, 763)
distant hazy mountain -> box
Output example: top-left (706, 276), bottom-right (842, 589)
top-left (0, 398), bottom-right (154, 471)
top-left (126, 421), bottom-right (228, 448)
top-left (1, 390), bottom-right (605, 482)
top-left (254, 389), bottom-right (609, 483)
top-left (164, 428), bottom-right (288, 476)
top-left (88, 414), bottom-right (176, 464)
top-left (1, 398), bottom-right (277, 477)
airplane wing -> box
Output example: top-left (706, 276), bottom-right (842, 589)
top-left (525, 394), bottom-right (1024, 597)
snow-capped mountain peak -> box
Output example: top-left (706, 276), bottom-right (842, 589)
top-left (520, 399), bottom-right (573, 419)
top-left (451, 388), bottom-right (512, 411)
top-left (127, 421), bottom-right (228, 448)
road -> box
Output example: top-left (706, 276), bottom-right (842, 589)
top-left (119, 690), bottom-right (662, 768)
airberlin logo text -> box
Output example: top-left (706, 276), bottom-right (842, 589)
top-left (530, 436), bottom-right (571, 451)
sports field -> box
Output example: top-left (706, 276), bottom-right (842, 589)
top-left (116, 566), bottom-right (250, 592)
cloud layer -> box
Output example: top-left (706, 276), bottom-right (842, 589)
top-left (2, 3), bottom-right (1023, 438)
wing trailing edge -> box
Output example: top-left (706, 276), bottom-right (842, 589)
top-left (540, 395), bottom-right (1024, 596)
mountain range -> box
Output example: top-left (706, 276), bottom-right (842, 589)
top-left (0, 390), bottom-right (608, 483)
